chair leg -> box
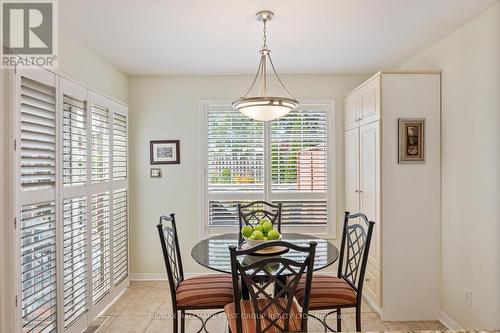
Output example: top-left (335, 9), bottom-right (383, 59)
top-left (337, 308), bottom-right (342, 332)
top-left (180, 310), bottom-right (185, 333)
top-left (173, 311), bottom-right (178, 333)
top-left (355, 304), bottom-right (362, 332)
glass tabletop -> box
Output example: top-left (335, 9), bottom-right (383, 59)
top-left (191, 233), bottom-right (339, 276)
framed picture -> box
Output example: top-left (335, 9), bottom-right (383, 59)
top-left (150, 140), bottom-right (180, 164)
top-left (150, 168), bottom-right (162, 178)
top-left (399, 118), bottom-right (425, 163)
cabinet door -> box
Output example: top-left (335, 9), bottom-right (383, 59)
top-left (345, 94), bottom-right (359, 130)
top-left (359, 121), bottom-right (381, 269)
top-left (359, 78), bottom-right (380, 126)
top-left (345, 128), bottom-right (359, 214)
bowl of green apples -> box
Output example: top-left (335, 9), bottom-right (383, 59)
top-left (241, 218), bottom-right (282, 247)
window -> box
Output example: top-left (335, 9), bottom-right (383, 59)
top-left (202, 101), bottom-right (334, 236)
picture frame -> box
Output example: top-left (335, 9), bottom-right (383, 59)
top-left (150, 140), bottom-right (180, 164)
top-left (399, 118), bottom-right (425, 163)
top-left (150, 168), bottom-right (162, 178)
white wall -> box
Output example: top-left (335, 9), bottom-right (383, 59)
top-left (400, 3), bottom-right (500, 329)
top-left (127, 74), bottom-right (368, 276)
top-left (58, 32), bottom-right (129, 103)
top-left (380, 73), bottom-right (441, 320)
top-left (0, 32), bottom-right (128, 333)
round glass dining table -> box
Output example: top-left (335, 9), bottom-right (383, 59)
top-left (191, 232), bottom-right (339, 275)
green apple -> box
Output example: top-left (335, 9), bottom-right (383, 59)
top-left (260, 218), bottom-right (270, 226)
top-left (248, 235), bottom-right (255, 240)
top-left (262, 221), bottom-right (273, 233)
top-left (251, 230), bottom-right (264, 240)
top-left (267, 229), bottom-right (280, 240)
top-left (241, 225), bottom-right (253, 238)
top-left (263, 236), bottom-right (268, 241)
top-left (254, 224), bottom-right (263, 232)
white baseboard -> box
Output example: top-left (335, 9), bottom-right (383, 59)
top-left (130, 273), bottom-right (167, 281)
top-left (130, 272), bottom-right (225, 281)
top-left (439, 311), bottom-right (463, 330)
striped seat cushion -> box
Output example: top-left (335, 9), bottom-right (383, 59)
top-left (295, 275), bottom-right (357, 309)
top-left (225, 298), bottom-right (302, 333)
top-left (176, 274), bottom-right (234, 307)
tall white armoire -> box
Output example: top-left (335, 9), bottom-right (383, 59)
top-left (345, 71), bottom-right (441, 320)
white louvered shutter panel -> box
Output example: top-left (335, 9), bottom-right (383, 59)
top-left (269, 108), bottom-right (329, 227)
top-left (113, 112), bottom-right (127, 180)
top-left (91, 104), bottom-right (110, 184)
top-left (20, 76), bottom-right (56, 191)
top-left (18, 71), bottom-right (59, 333)
top-left (207, 109), bottom-right (264, 192)
top-left (63, 94), bottom-right (87, 186)
top-left (91, 192), bottom-right (110, 304)
top-left (112, 189), bottom-right (128, 285)
top-left (206, 108), bottom-right (264, 228)
top-left (63, 197), bottom-right (88, 328)
top-left (20, 201), bottom-right (58, 333)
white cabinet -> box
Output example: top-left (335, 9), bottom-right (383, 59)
top-left (359, 122), bottom-right (381, 269)
top-left (345, 94), bottom-right (359, 130)
top-left (344, 128), bottom-right (359, 213)
top-left (344, 71), bottom-right (441, 320)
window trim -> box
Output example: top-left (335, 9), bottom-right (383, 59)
top-left (200, 99), bottom-right (336, 239)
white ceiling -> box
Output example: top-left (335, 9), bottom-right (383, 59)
top-left (60, 0), bottom-right (498, 75)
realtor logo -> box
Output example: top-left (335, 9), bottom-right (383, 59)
top-left (1, 0), bottom-right (58, 68)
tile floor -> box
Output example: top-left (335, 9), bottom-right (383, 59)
top-left (94, 281), bottom-right (447, 333)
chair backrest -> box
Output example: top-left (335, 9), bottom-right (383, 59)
top-left (157, 214), bottom-right (184, 307)
top-left (238, 201), bottom-right (282, 244)
top-left (229, 241), bottom-right (316, 333)
top-left (337, 211), bottom-right (375, 303)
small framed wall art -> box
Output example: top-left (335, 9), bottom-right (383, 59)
top-left (150, 168), bottom-right (162, 178)
top-left (150, 140), bottom-right (180, 164)
top-left (398, 118), bottom-right (425, 163)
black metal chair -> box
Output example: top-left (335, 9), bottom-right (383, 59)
top-left (237, 201), bottom-right (282, 244)
top-left (225, 240), bottom-right (317, 333)
top-left (157, 214), bottom-right (234, 333)
top-left (294, 212), bottom-right (375, 332)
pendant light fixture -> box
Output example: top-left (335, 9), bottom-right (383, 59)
top-left (233, 10), bottom-right (299, 121)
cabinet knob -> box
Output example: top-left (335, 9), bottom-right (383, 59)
top-left (365, 278), bottom-right (370, 282)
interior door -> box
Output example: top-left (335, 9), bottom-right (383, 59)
top-left (359, 121), bottom-right (380, 269)
top-left (344, 128), bottom-right (359, 215)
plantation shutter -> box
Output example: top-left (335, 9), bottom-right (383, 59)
top-left (62, 197), bottom-right (87, 328)
top-left (14, 69), bottom-right (129, 333)
top-left (20, 76), bottom-right (56, 191)
top-left (206, 106), bottom-right (264, 228)
top-left (21, 201), bottom-right (58, 333)
top-left (204, 102), bottom-right (331, 231)
top-left (270, 108), bottom-right (329, 227)
top-left (63, 94), bottom-right (87, 186)
top-left (91, 104), bottom-right (110, 184)
top-left (112, 189), bottom-right (128, 285)
top-left (91, 192), bottom-right (110, 304)
top-left (112, 112), bottom-right (127, 181)
top-left (17, 70), bottom-right (58, 333)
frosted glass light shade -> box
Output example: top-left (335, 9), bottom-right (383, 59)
top-left (232, 97), bottom-right (299, 121)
